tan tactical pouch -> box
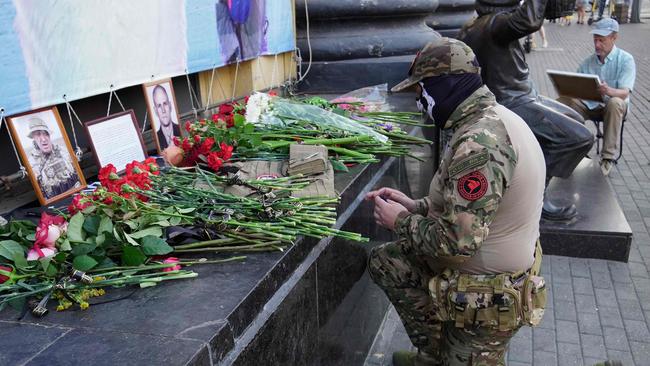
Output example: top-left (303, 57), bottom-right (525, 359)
top-left (428, 240), bottom-right (547, 330)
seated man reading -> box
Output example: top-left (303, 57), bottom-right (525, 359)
top-left (558, 18), bottom-right (636, 176)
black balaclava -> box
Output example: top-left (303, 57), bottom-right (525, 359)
top-left (416, 73), bottom-right (483, 129)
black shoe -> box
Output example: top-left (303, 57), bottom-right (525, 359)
top-left (542, 199), bottom-right (578, 222)
top-left (591, 361), bottom-right (623, 366)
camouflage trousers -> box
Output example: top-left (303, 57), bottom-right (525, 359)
top-left (368, 241), bottom-right (521, 366)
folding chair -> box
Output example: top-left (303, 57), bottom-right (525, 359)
top-left (591, 113), bottom-right (626, 163)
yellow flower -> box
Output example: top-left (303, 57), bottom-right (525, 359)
top-left (56, 305), bottom-right (65, 311)
top-left (80, 302), bottom-right (89, 310)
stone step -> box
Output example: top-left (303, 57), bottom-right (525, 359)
top-left (540, 158), bottom-right (632, 262)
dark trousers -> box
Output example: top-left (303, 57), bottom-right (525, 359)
top-left (509, 97), bottom-right (595, 179)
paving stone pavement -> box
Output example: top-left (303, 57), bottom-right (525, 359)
top-left (365, 18), bottom-right (650, 366)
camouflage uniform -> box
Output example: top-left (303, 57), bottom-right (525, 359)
top-left (370, 38), bottom-right (546, 366)
top-left (30, 144), bottom-right (80, 199)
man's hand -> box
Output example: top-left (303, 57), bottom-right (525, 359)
top-left (598, 81), bottom-right (611, 97)
top-left (365, 187), bottom-right (417, 212)
top-left (372, 196), bottom-right (408, 231)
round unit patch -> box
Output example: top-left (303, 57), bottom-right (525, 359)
top-left (457, 171), bottom-right (488, 201)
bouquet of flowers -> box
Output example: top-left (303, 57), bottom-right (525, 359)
top-left (1, 156), bottom-right (364, 316)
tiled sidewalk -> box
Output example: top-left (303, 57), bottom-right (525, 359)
top-left (365, 20), bottom-right (650, 366)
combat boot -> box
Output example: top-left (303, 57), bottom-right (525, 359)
top-left (392, 350), bottom-right (440, 366)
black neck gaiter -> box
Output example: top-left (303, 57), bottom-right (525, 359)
top-left (418, 73), bottom-right (483, 129)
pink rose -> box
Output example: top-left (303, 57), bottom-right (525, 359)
top-left (162, 145), bottom-right (185, 166)
top-left (162, 257), bottom-right (182, 272)
top-left (27, 247), bottom-right (57, 261)
top-left (34, 212), bottom-right (67, 249)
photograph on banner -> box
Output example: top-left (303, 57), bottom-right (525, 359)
top-left (216, 0), bottom-right (268, 64)
top-left (143, 79), bottom-right (183, 153)
top-left (6, 107), bottom-right (86, 205)
top-left (84, 110), bottom-right (147, 173)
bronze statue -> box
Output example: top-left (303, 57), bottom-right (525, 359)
top-left (459, 0), bottom-right (595, 221)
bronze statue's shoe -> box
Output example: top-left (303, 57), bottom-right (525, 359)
top-left (542, 199), bottom-right (577, 222)
top-left (392, 350), bottom-right (440, 366)
top-left (591, 360), bottom-right (623, 366)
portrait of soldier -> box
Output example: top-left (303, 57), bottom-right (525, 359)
top-left (151, 84), bottom-right (181, 150)
top-left (26, 117), bottom-right (81, 199)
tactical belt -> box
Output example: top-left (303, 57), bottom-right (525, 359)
top-left (429, 239), bottom-right (546, 330)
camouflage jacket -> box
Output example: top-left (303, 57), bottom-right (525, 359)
top-left (395, 86), bottom-right (519, 263)
top-left (30, 144), bottom-right (79, 198)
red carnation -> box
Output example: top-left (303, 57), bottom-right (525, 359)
top-left (68, 194), bottom-right (93, 215)
top-left (207, 152), bottom-right (223, 171)
top-left (0, 266), bottom-right (13, 284)
top-left (218, 142), bottom-right (234, 161)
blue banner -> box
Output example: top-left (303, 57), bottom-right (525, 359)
top-left (0, 0), bottom-right (295, 116)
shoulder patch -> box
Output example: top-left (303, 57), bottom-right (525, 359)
top-left (448, 150), bottom-right (489, 177)
top-left (457, 171), bottom-right (488, 201)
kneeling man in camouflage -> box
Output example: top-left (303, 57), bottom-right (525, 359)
top-left (366, 37), bottom-right (547, 366)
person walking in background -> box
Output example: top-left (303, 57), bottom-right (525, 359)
top-left (538, 25), bottom-right (548, 48)
top-left (576, 0), bottom-right (589, 24)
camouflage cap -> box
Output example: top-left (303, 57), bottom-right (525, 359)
top-left (391, 37), bottom-right (481, 92)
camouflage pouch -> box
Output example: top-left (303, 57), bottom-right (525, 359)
top-left (428, 271), bottom-right (522, 331)
top-left (519, 274), bottom-right (547, 327)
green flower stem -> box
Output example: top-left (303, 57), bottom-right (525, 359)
top-left (174, 242), bottom-right (282, 253)
top-left (173, 238), bottom-right (241, 249)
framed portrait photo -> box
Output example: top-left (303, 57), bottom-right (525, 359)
top-left (142, 79), bottom-right (183, 154)
top-left (6, 106), bottom-right (87, 205)
top-left (84, 110), bottom-right (148, 174)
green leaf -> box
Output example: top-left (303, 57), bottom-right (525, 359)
top-left (121, 246), bottom-right (146, 266)
top-left (91, 247), bottom-right (106, 257)
top-left (71, 243), bottom-right (97, 256)
top-left (40, 257), bottom-right (51, 272)
top-left (82, 205), bottom-right (96, 214)
top-left (96, 257), bottom-right (117, 269)
top-left (177, 207), bottom-right (195, 214)
top-left (53, 252), bottom-right (67, 262)
top-left (151, 220), bottom-right (171, 227)
top-left (123, 220), bottom-right (139, 230)
top-left (67, 213), bottom-right (86, 243)
top-left (141, 236), bottom-right (173, 255)
top-left (139, 281), bottom-right (158, 288)
top-left (234, 114), bottom-right (245, 125)
top-left (98, 216), bottom-right (113, 235)
top-left (169, 216), bottom-right (182, 226)
top-left (59, 239), bottom-right (72, 251)
top-left (25, 233), bottom-right (36, 241)
top-left (95, 234), bottom-right (106, 247)
top-left (330, 160), bottom-right (349, 172)
top-left (83, 216), bottom-right (101, 235)
top-left (123, 232), bottom-right (140, 246)
top-left (45, 263), bottom-right (58, 277)
top-left (0, 240), bottom-right (24, 261)
top-left (102, 208), bottom-right (114, 218)
top-left (73, 255), bottom-right (98, 271)
top-left (12, 251), bottom-right (28, 269)
top-left (129, 227), bottom-right (163, 239)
